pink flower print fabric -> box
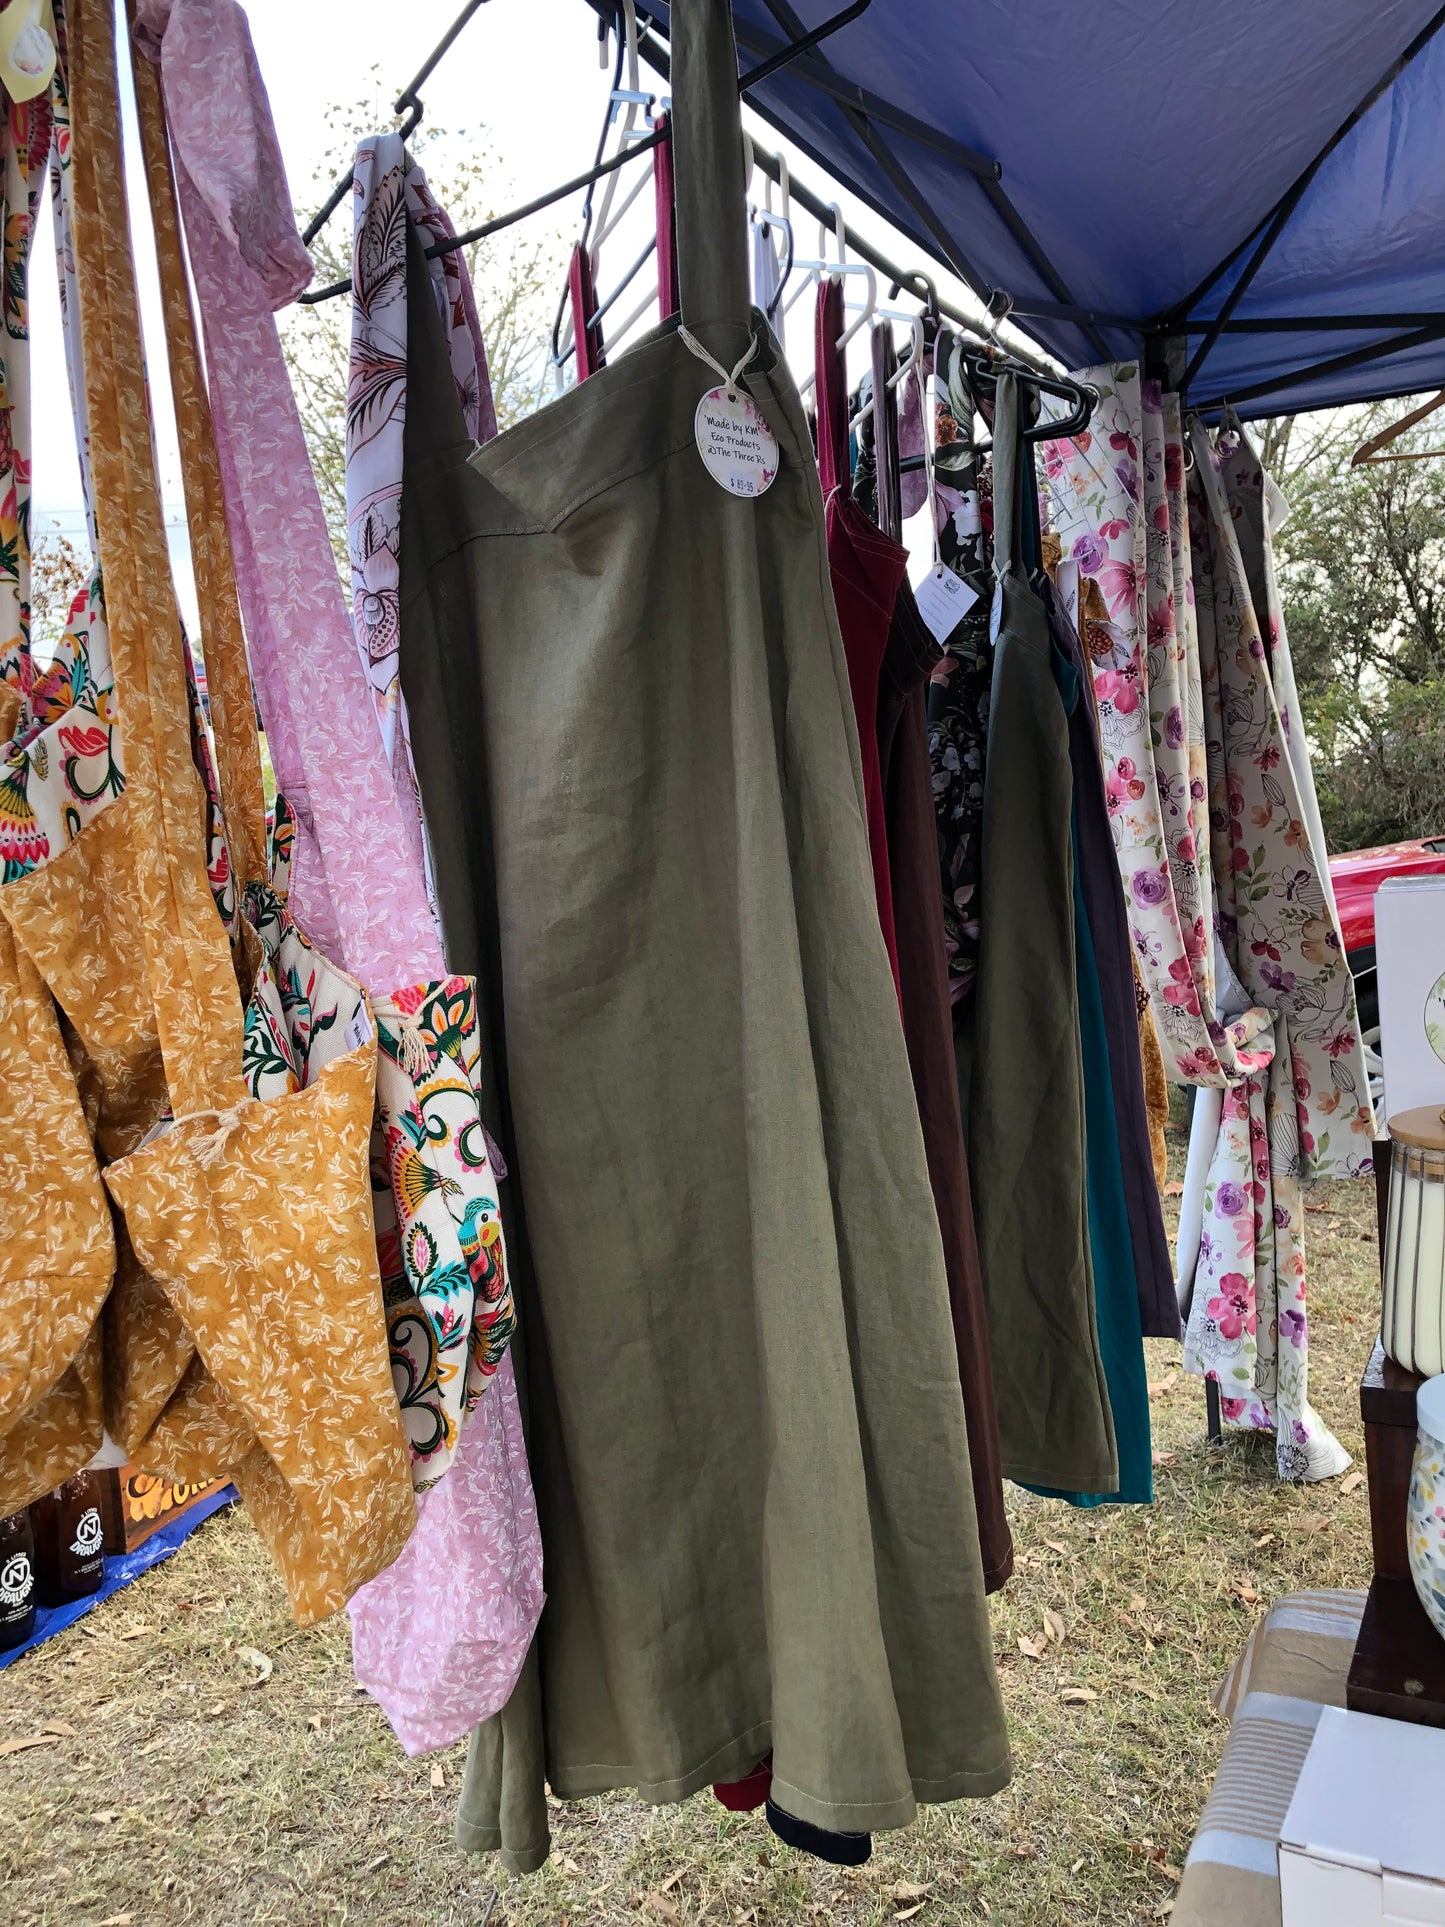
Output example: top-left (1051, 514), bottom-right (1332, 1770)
top-left (1044, 365), bottom-right (1226, 1084)
top-left (1182, 1013), bottom-right (1351, 1483)
top-left (1187, 420), bottom-right (1374, 1180)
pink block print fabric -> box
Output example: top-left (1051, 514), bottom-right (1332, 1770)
top-left (350, 1351), bottom-right (543, 1755)
top-left (133, 0), bottom-right (540, 1741)
top-left (132, 0), bottom-right (438, 988)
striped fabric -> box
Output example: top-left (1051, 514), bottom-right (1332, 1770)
top-left (1175, 1589), bottom-right (1367, 1927)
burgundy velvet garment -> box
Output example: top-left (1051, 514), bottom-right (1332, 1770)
top-left (875, 581), bottom-right (1014, 1591)
top-left (814, 276), bottom-right (908, 993)
top-left (1044, 578), bottom-right (1179, 1339)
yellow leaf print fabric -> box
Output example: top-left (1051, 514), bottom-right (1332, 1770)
top-left (93, 0), bottom-right (414, 1623)
top-left (0, 0), bottom-right (417, 1625)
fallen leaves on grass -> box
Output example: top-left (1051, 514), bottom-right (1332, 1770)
top-left (0, 1733), bottom-right (59, 1757)
top-left (1341, 1471), bottom-right (1364, 1495)
top-left (1059, 1687), bottom-right (1098, 1705)
top-left (236, 1647), bottom-right (273, 1687)
top-left (1017, 1635), bottom-right (1042, 1660)
top-left (1043, 1610), bottom-right (1067, 1646)
top-left (1228, 1580), bottom-right (1260, 1606)
top-left (429, 1762), bottom-right (445, 1788)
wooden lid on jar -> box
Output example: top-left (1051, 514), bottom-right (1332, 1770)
top-left (1388, 1105), bottom-right (1445, 1152)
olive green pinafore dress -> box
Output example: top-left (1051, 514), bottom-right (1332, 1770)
top-left (397, 0), bottom-right (1010, 1872)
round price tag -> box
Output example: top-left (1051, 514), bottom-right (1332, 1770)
top-left (694, 385), bottom-right (779, 498)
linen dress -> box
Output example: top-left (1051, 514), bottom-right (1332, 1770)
top-left (398, 0), bottom-right (1009, 1872)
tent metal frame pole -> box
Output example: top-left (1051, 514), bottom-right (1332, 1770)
top-left (753, 0), bottom-right (993, 309)
top-left (725, 25), bottom-right (1000, 180)
top-left (1175, 312), bottom-right (1445, 333)
top-left (1174, 0), bottom-right (1445, 388)
top-left (1201, 319), bottom-right (1445, 412)
top-left (749, 0), bottom-right (1110, 361)
top-left (611, 2), bottom-right (1056, 372)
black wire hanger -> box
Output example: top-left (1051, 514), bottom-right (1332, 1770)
top-left (298, 0), bottom-right (876, 305)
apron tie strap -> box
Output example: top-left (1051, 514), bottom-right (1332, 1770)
top-left (678, 322), bottom-right (759, 398)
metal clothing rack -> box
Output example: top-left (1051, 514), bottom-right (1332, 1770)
top-left (298, 0), bottom-right (879, 300)
top-left (294, 0), bottom-right (1057, 386)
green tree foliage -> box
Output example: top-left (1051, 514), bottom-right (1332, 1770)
top-left (280, 80), bottom-right (564, 574)
top-left (1268, 398), bottom-right (1445, 853)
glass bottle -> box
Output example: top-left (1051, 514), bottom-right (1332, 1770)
top-left (0, 1508), bottom-right (38, 1651)
top-left (30, 1470), bottom-right (107, 1606)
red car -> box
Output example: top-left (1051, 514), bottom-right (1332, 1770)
top-left (1329, 835), bottom-right (1445, 1026)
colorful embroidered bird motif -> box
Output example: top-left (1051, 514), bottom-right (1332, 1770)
top-left (458, 1194), bottom-right (507, 1304)
top-left (0, 749), bottom-right (47, 880)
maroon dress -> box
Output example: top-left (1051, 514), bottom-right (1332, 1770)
top-left (814, 277), bottom-right (908, 991)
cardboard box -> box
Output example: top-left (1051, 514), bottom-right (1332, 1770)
top-left (1279, 1705), bottom-right (1445, 1924)
top-left (1377, 876), bottom-right (1445, 1121)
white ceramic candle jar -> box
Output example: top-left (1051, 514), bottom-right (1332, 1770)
top-left (1382, 1107), bottom-right (1445, 1378)
top-left (1408, 1374), bottom-right (1445, 1642)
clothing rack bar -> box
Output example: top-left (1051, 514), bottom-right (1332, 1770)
top-left (394, 0), bottom-right (489, 110)
top-left (298, 129), bottom-right (666, 303)
top-left (299, 0), bottom-right (489, 245)
top-left (747, 0), bottom-right (1108, 361)
top-left (1176, 312), bottom-right (1445, 334)
top-left (299, 0), bottom-right (876, 302)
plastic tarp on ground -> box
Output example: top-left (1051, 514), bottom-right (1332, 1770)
top-left (636, 0), bottom-right (1445, 417)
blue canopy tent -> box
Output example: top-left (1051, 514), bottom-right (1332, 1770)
top-left (628, 0), bottom-right (1445, 419)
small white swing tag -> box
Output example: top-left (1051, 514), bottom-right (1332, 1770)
top-left (913, 561), bottom-right (980, 644)
top-left (694, 385), bottom-right (778, 498)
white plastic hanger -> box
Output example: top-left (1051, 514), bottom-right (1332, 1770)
top-left (795, 205), bottom-right (877, 398)
top-left (848, 308), bottom-right (924, 435)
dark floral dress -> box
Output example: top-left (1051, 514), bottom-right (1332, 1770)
top-left (927, 334), bottom-right (995, 1009)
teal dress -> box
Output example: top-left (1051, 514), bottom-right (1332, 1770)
top-left (1027, 657), bottom-right (1153, 1509)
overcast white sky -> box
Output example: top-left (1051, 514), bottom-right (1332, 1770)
top-left (29, 0), bottom-right (992, 613)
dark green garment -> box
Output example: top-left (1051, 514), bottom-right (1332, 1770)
top-left (397, 0), bottom-right (1008, 1874)
top-left (963, 375), bottom-right (1118, 1495)
top-left (1027, 805), bottom-right (1153, 1509)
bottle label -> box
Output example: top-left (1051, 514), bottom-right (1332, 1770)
top-left (70, 1506), bottom-right (102, 1560)
top-left (0, 1551), bottom-right (32, 1607)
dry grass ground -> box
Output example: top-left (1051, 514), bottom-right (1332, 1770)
top-left (2, 1128), bottom-right (1383, 1927)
